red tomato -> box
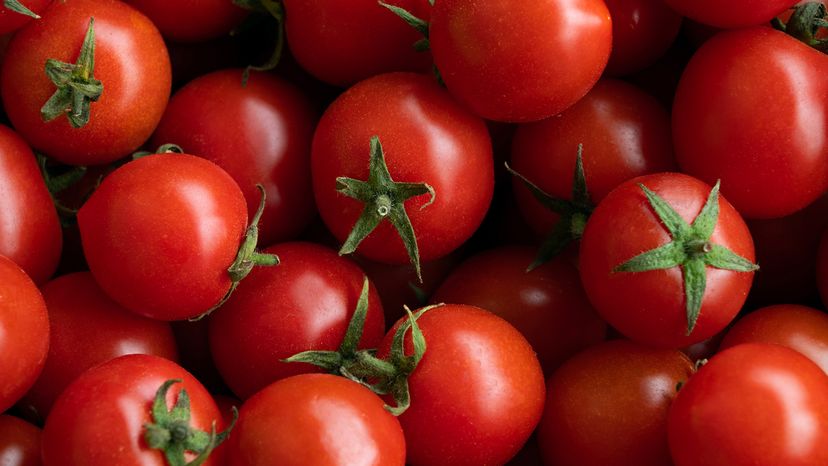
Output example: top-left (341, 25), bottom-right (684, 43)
top-left (429, 0), bottom-right (612, 122)
top-left (151, 69), bottom-right (317, 247)
top-left (226, 374), bottom-right (406, 466)
top-left (0, 256), bottom-right (48, 413)
top-left (579, 173), bottom-right (756, 348)
top-left (538, 339), bottom-right (694, 466)
top-left (0, 124), bottom-right (61, 285)
top-left (668, 343), bottom-right (828, 465)
top-left (208, 242), bottom-right (385, 399)
top-left (819, 229), bottom-right (828, 308)
top-left (122, 0), bottom-right (248, 42)
top-left (0, 0), bottom-right (50, 34)
top-left (603, 0), bottom-right (682, 75)
top-left (662, 0), bottom-right (798, 28)
top-left (77, 153), bottom-right (249, 321)
top-left (0, 415), bottom-right (40, 466)
top-left (42, 354), bottom-right (225, 466)
top-left (379, 304), bottom-right (545, 466)
top-left (1, 0), bottom-right (171, 165)
top-left (20, 272), bottom-right (179, 418)
top-left (672, 27), bottom-right (828, 219)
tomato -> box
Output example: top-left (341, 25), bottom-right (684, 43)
top-left (430, 245), bottom-right (607, 374)
top-left (208, 242), bottom-right (385, 399)
top-left (42, 354), bottom-right (226, 466)
top-left (226, 374), bottom-right (405, 466)
top-left (122, 0), bottom-right (248, 42)
top-left (77, 153), bottom-right (252, 321)
top-left (20, 272), bottom-right (179, 419)
top-left (0, 0), bottom-right (50, 34)
top-left (538, 339), bottom-right (694, 466)
top-left (579, 173), bottom-right (756, 348)
top-left (311, 72), bottom-right (493, 273)
top-left (672, 26), bottom-right (828, 219)
top-left (378, 304), bottom-right (545, 466)
top-left (603, 0), bottom-right (682, 75)
top-left (0, 415), bottom-right (40, 466)
top-left (0, 255), bottom-right (48, 414)
top-left (1, 0), bottom-right (171, 166)
top-left (668, 343), bottom-right (828, 465)
top-left (151, 69), bottom-right (317, 247)
top-left (0, 124), bottom-right (61, 285)
top-left (662, 0), bottom-right (798, 28)
top-left (429, 0), bottom-right (611, 122)
top-left (819, 228), bottom-right (828, 308)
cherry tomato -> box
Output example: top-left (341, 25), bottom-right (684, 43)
top-left (0, 0), bottom-right (50, 34)
top-left (0, 415), bottom-right (40, 466)
top-left (603, 0), bottom-right (682, 75)
top-left (662, 0), bottom-right (798, 28)
top-left (122, 0), bottom-right (248, 42)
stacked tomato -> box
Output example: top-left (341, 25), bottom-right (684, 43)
top-left (1, 0), bottom-right (828, 465)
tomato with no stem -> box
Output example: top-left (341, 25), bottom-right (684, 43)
top-left (0, 0), bottom-right (51, 34)
top-left (603, 0), bottom-right (682, 75)
top-left (122, 0), bottom-right (248, 43)
top-left (662, 0), bottom-right (797, 28)
top-left (0, 415), bottom-right (40, 466)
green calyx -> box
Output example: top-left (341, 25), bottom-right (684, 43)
top-left (613, 181), bottom-right (758, 335)
top-left (41, 17), bottom-right (103, 128)
top-left (773, 2), bottom-right (828, 53)
top-left (506, 144), bottom-right (594, 271)
top-left (143, 379), bottom-right (237, 466)
top-left (336, 135), bottom-right (435, 283)
top-left (232, 0), bottom-right (285, 84)
top-left (379, 1), bottom-right (430, 51)
top-left (4, 0), bottom-right (39, 18)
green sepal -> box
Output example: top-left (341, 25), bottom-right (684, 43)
top-left (233, 0), bottom-right (285, 83)
top-left (776, 2), bottom-right (828, 52)
top-left (3, 0), bottom-right (39, 18)
top-left (378, 1), bottom-right (431, 52)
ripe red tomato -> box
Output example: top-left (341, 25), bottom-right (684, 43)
top-left (668, 343), bottom-right (828, 465)
top-left (603, 0), bottom-right (682, 75)
top-left (0, 0), bottom-right (50, 34)
top-left (662, 0), bottom-right (798, 28)
top-left (77, 153), bottom-right (249, 321)
top-left (226, 374), bottom-right (406, 466)
top-left (0, 415), bottom-right (40, 466)
top-left (122, 0), bottom-right (248, 42)
top-left (429, 0), bottom-right (612, 122)
top-left (1, 0), bottom-right (171, 165)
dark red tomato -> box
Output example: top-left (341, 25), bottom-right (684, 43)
top-left (0, 415), bottom-right (40, 466)
top-left (21, 272), bottom-right (179, 418)
top-left (42, 354), bottom-right (225, 466)
top-left (122, 0), bottom-right (248, 42)
top-left (668, 343), bottom-right (828, 465)
top-left (77, 153), bottom-right (248, 321)
top-left (431, 245), bottom-right (607, 374)
top-left (510, 78), bottom-right (675, 238)
top-left (672, 27), bottom-right (828, 219)
top-left (208, 242), bottom-right (385, 399)
top-left (429, 0), bottom-right (611, 122)
top-left (226, 374), bottom-right (405, 466)
top-left (0, 124), bottom-right (61, 285)
top-left (379, 304), bottom-right (545, 466)
top-left (151, 69), bottom-right (317, 247)
top-left (0, 255), bottom-right (48, 413)
top-left (1, 0), bottom-right (171, 166)
top-left (603, 0), bottom-right (682, 75)
top-left (538, 340), bottom-right (694, 466)
top-left (0, 0), bottom-right (50, 34)
top-left (820, 229), bottom-right (828, 307)
top-left (283, 0), bottom-right (431, 87)
top-left (663, 0), bottom-right (797, 28)
top-left (312, 72), bottom-right (493, 265)
top-left (579, 173), bottom-right (756, 348)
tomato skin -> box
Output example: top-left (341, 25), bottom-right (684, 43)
top-left (538, 339), bottom-right (694, 466)
top-left (21, 272), bottom-right (179, 418)
top-left (603, 0), bottom-right (682, 75)
top-left (226, 374), bottom-right (405, 466)
top-left (1, 0), bottom-right (171, 166)
top-left (668, 343), bottom-right (828, 466)
top-left (578, 173), bottom-right (756, 348)
top-left (42, 354), bottom-right (224, 466)
top-left (0, 0), bottom-right (51, 34)
top-left (663, 0), bottom-right (797, 28)
top-left (77, 154), bottom-right (247, 321)
top-left (0, 415), bottom-right (40, 466)
top-left (0, 124), bottom-right (61, 285)
top-left (0, 256), bottom-right (48, 414)
top-left (122, 0), bottom-right (248, 43)
top-left (379, 304), bottom-right (545, 466)
top-left (208, 242), bottom-right (385, 400)
top-left (819, 228), bottom-right (828, 308)
top-left (311, 72), bottom-right (493, 265)
top-left (672, 27), bottom-right (828, 219)
top-left (152, 69), bottom-right (317, 247)
top-left (429, 0), bottom-right (612, 122)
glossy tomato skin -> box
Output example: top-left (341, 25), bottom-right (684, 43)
top-left (431, 245), bottom-right (607, 374)
top-left (0, 415), bottom-right (40, 466)
top-left (0, 124), bottom-right (61, 285)
top-left (672, 27), bottom-right (828, 219)
top-left (152, 69), bottom-right (317, 247)
top-left (312, 72), bottom-right (493, 265)
top-left (208, 242), bottom-right (385, 400)
top-left (1, 0), bottom-right (171, 166)
top-left (379, 304), bottom-right (545, 466)
top-left (603, 0), bottom-right (682, 75)
top-left (663, 0), bottom-right (797, 28)
top-left (77, 154), bottom-right (247, 321)
top-left (122, 0), bottom-right (248, 42)
top-left (429, 0), bottom-right (612, 122)
top-left (510, 78), bottom-right (676, 237)
top-left (21, 272), bottom-right (179, 418)
top-left (538, 339), bottom-right (694, 466)
top-left (579, 173), bottom-right (756, 348)
top-left (0, 256), bottom-right (48, 414)
top-left (668, 343), bottom-right (828, 466)
top-left (0, 0), bottom-right (50, 34)
top-left (227, 374), bottom-right (405, 466)
top-left (42, 354), bottom-right (224, 466)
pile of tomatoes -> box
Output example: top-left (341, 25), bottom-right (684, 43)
top-left (1, 0), bottom-right (828, 465)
